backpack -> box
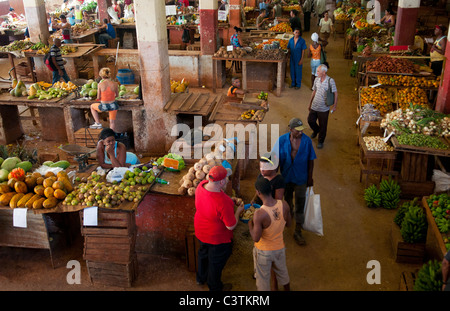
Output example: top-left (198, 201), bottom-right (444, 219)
top-left (44, 52), bottom-right (57, 72)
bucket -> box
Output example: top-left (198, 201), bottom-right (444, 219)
top-left (116, 69), bottom-right (134, 85)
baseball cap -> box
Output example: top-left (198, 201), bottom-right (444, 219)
top-left (289, 118), bottom-right (305, 131)
top-left (208, 165), bottom-right (228, 182)
top-left (435, 25), bottom-right (447, 33)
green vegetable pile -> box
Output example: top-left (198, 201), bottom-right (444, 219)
top-left (397, 133), bottom-right (448, 150)
top-left (426, 193), bottom-right (450, 250)
top-left (414, 260), bottom-right (443, 291)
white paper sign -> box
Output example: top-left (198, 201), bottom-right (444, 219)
top-left (227, 45), bottom-right (233, 52)
top-left (13, 208), bottom-right (27, 228)
top-left (218, 10), bottom-right (227, 21)
top-left (165, 5), bottom-right (177, 16)
top-left (83, 206), bottom-right (98, 226)
top-left (383, 132), bottom-right (394, 143)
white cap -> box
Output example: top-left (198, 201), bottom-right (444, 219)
top-left (311, 32), bottom-right (319, 42)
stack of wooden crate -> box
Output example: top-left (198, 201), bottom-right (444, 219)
top-left (80, 209), bottom-right (138, 287)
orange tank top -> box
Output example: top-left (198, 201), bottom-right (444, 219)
top-left (254, 200), bottom-right (286, 251)
top-left (310, 44), bottom-right (321, 60)
top-left (101, 85), bottom-right (116, 103)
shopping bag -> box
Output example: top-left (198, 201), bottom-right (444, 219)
top-left (302, 187), bottom-right (323, 236)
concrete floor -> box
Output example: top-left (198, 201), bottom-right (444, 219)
top-left (0, 23), bottom-right (438, 292)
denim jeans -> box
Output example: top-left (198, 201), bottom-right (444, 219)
top-left (52, 68), bottom-right (70, 84)
top-left (196, 241), bottom-right (233, 291)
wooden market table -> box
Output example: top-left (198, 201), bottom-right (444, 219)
top-left (0, 91), bottom-right (68, 144)
top-left (24, 44), bottom-right (103, 80)
top-left (64, 94), bottom-right (145, 150)
top-left (212, 55), bottom-right (287, 97)
top-left (71, 28), bottom-right (101, 44)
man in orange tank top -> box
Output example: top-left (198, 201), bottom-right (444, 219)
top-left (249, 178), bottom-right (292, 291)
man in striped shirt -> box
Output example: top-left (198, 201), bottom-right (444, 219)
top-left (307, 64), bottom-right (337, 149)
top-left (50, 38), bottom-right (70, 84)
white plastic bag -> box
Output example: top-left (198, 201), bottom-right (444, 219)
top-left (432, 169), bottom-right (450, 193)
top-left (302, 187), bottom-right (323, 236)
top-left (106, 167), bottom-right (132, 183)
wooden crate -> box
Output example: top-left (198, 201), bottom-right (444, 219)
top-left (422, 197), bottom-right (449, 257)
top-left (86, 253), bottom-right (138, 288)
top-left (185, 225), bottom-right (200, 272)
top-left (399, 270), bottom-right (418, 291)
top-left (83, 233), bottom-right (136, 264)
top-left (74, 127), bottom-right (101, 148)
top-left (391, 222), bottom-right (426, 264)
top-left (80, 209), bottom-right (136, 237)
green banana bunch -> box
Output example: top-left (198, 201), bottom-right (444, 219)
top-left (435, 218), bottom-right (450, 233)
top-left (380, 178), bottom-right (401, 209)
top-left (394, 198), bottom-right (420, 227)
top-left (400, 205), bottom-right (427, 243)
top-left (364, 184), bottom-right (381, 208)
top-left (414, 260), bottom-right (443, 291)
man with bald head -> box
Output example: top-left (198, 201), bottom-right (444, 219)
top-left (50, 38), bottom-right (70, 84)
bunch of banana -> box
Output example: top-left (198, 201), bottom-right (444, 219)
top-left (364, 184), bottom-right (381, 208)
top-left (414, 260), bottom-right (443, 291)
top-left (36, 46), bottom-right (50, 55)
top-left (394, 198), bottom-right (419, 227)
top-left (435, 217), bottom-right (450, 233)
top-left (379, 178), bottom-right (401, 209)
top-left (240, 109), bottom-right (256, 120)
top-left (400, 204), bottom-right (428, 243)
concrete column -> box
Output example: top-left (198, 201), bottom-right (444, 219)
top-left (435, 23), bottom-right (450, 114)
top-left (97, 0), bottom-right (112, 22)
top-left (199, 0), bottom-right (218, 56)
top-left (23, 0), bottom-right (51, 82)
top-left (229, 0), bottom-right (242, 29)
top-left (393, 0), bottom-right (420, 46)
top-left (134, 0), bottom-right (177, 154)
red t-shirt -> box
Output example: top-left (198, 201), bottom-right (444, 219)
top-left (194, 180), bottom-right (236, 244)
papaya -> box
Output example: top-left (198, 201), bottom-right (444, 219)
top-left (7, 178), bottom-right (18, 188)
top-left (44, 187), bottom-right (54, 198)
top-left (54, 189), bottom-right (66, 200)
top-left (50, 161), bottom-right (70, 169)
top-left (43, 197), bottom-right (58, 209)
top-left (52, 180), bottom-right (65, 190)
top-left (24, 176), bottom-right (37, 189)
top-left (0, 184), bottom-right (11, 194)
top-left (0, 192), bottom-right (16, 206)
top-left (32, 197), bottom-right (46, 209)
top-left (15, 161), bottom-right (32, 172)
top-left (36, 177), bottom-right (44, 185)
top-left (14, 181), bottom-right (28, 193)
top-left (58, 176), bottom-right (73, 192)
top-left (10, 193), bottom-right (25, 208)
top-left (29, 85), bottom-right (37, 97)
top-left (43, 177), bottom-right (56, 188)
top-left (17, 193), bottom-right (35, 208)
top-left (25, 194), bottom-right (42, 209)
top-left (34, 185), bottom-right (45, 196)
top-left (44, 171), bottom-right (55, 178)
top-left (0, 168), bottom-right (8, 182)
top-left (12, 78), bottom-right (17, 89)
top-left (56, 171), bottom-right (68, 179)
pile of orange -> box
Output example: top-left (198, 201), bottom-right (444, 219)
top-left (397, 87), bottom-right (429, 109)
top-left (255, 39), bottom-right (288, 50)
top-left (269, 22), bottom-right (292, 33)
top-left (360, 87), bottom-right (393, 116)
top-left (377, 75), bottom-right (440, 88)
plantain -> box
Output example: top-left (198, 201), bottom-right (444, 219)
top-left (10, 193), bottom-right (25, 208)
top-left (0, 192), bottom-right (17, 206)
top-left (17, 193), bottom-right (35, 208)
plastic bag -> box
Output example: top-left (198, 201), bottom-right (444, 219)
top-left (106, 167), bottom-right (132, 183)
top-left (432, 169), bottom-right (450, 193)
top-left (302, 187), bottom-right (323, 236)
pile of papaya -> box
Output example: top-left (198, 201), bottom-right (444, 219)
top-left (0, 168), bottom-right (73, 210)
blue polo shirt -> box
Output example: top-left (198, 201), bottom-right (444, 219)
top-left (106, 23), bottom-right (116, 39)
top-left (273, 132), bottom-right (316, 185)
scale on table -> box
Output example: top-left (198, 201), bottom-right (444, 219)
top-left (59, 144), bottom-right (96, 172)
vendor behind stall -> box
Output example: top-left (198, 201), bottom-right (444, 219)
top-left (429, 24), bottom-right (447, 77)
top-left (8, 7), bottom-right (19, 20)
top-left (256, 9), bottom-right (270, 30)
top-left (53, 14), bottom-right (73, 43)
top-left (98, 18), bottom-right (117, 47)
top-left (97, 128), bottom-right (140, 169)
top-left (230, 26), bottom-right (244, 48)
top-left (227, 77), bottom-right (246, 97)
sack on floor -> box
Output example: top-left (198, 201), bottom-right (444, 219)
top-left (302, 187), bottom-right (323, 236)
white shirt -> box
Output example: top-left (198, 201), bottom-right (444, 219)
top-left (319, 18), bottom-right (333, 33)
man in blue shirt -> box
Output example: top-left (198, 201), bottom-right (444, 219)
top-left (98, 18), bottom-right (117, 47)
top-left (273, 118), bottom-right (316, 245)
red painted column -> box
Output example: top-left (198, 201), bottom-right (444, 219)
top-left (393, 0), bottom-right (420, 46)
top-left (97, 0), bottom-right (112, 22)
top-left (229, 0), bottom-right (242, 30)
top-left (199, 0), bottom-right (218, 55)
top-left (435, 25), bottom-right (450, 113)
